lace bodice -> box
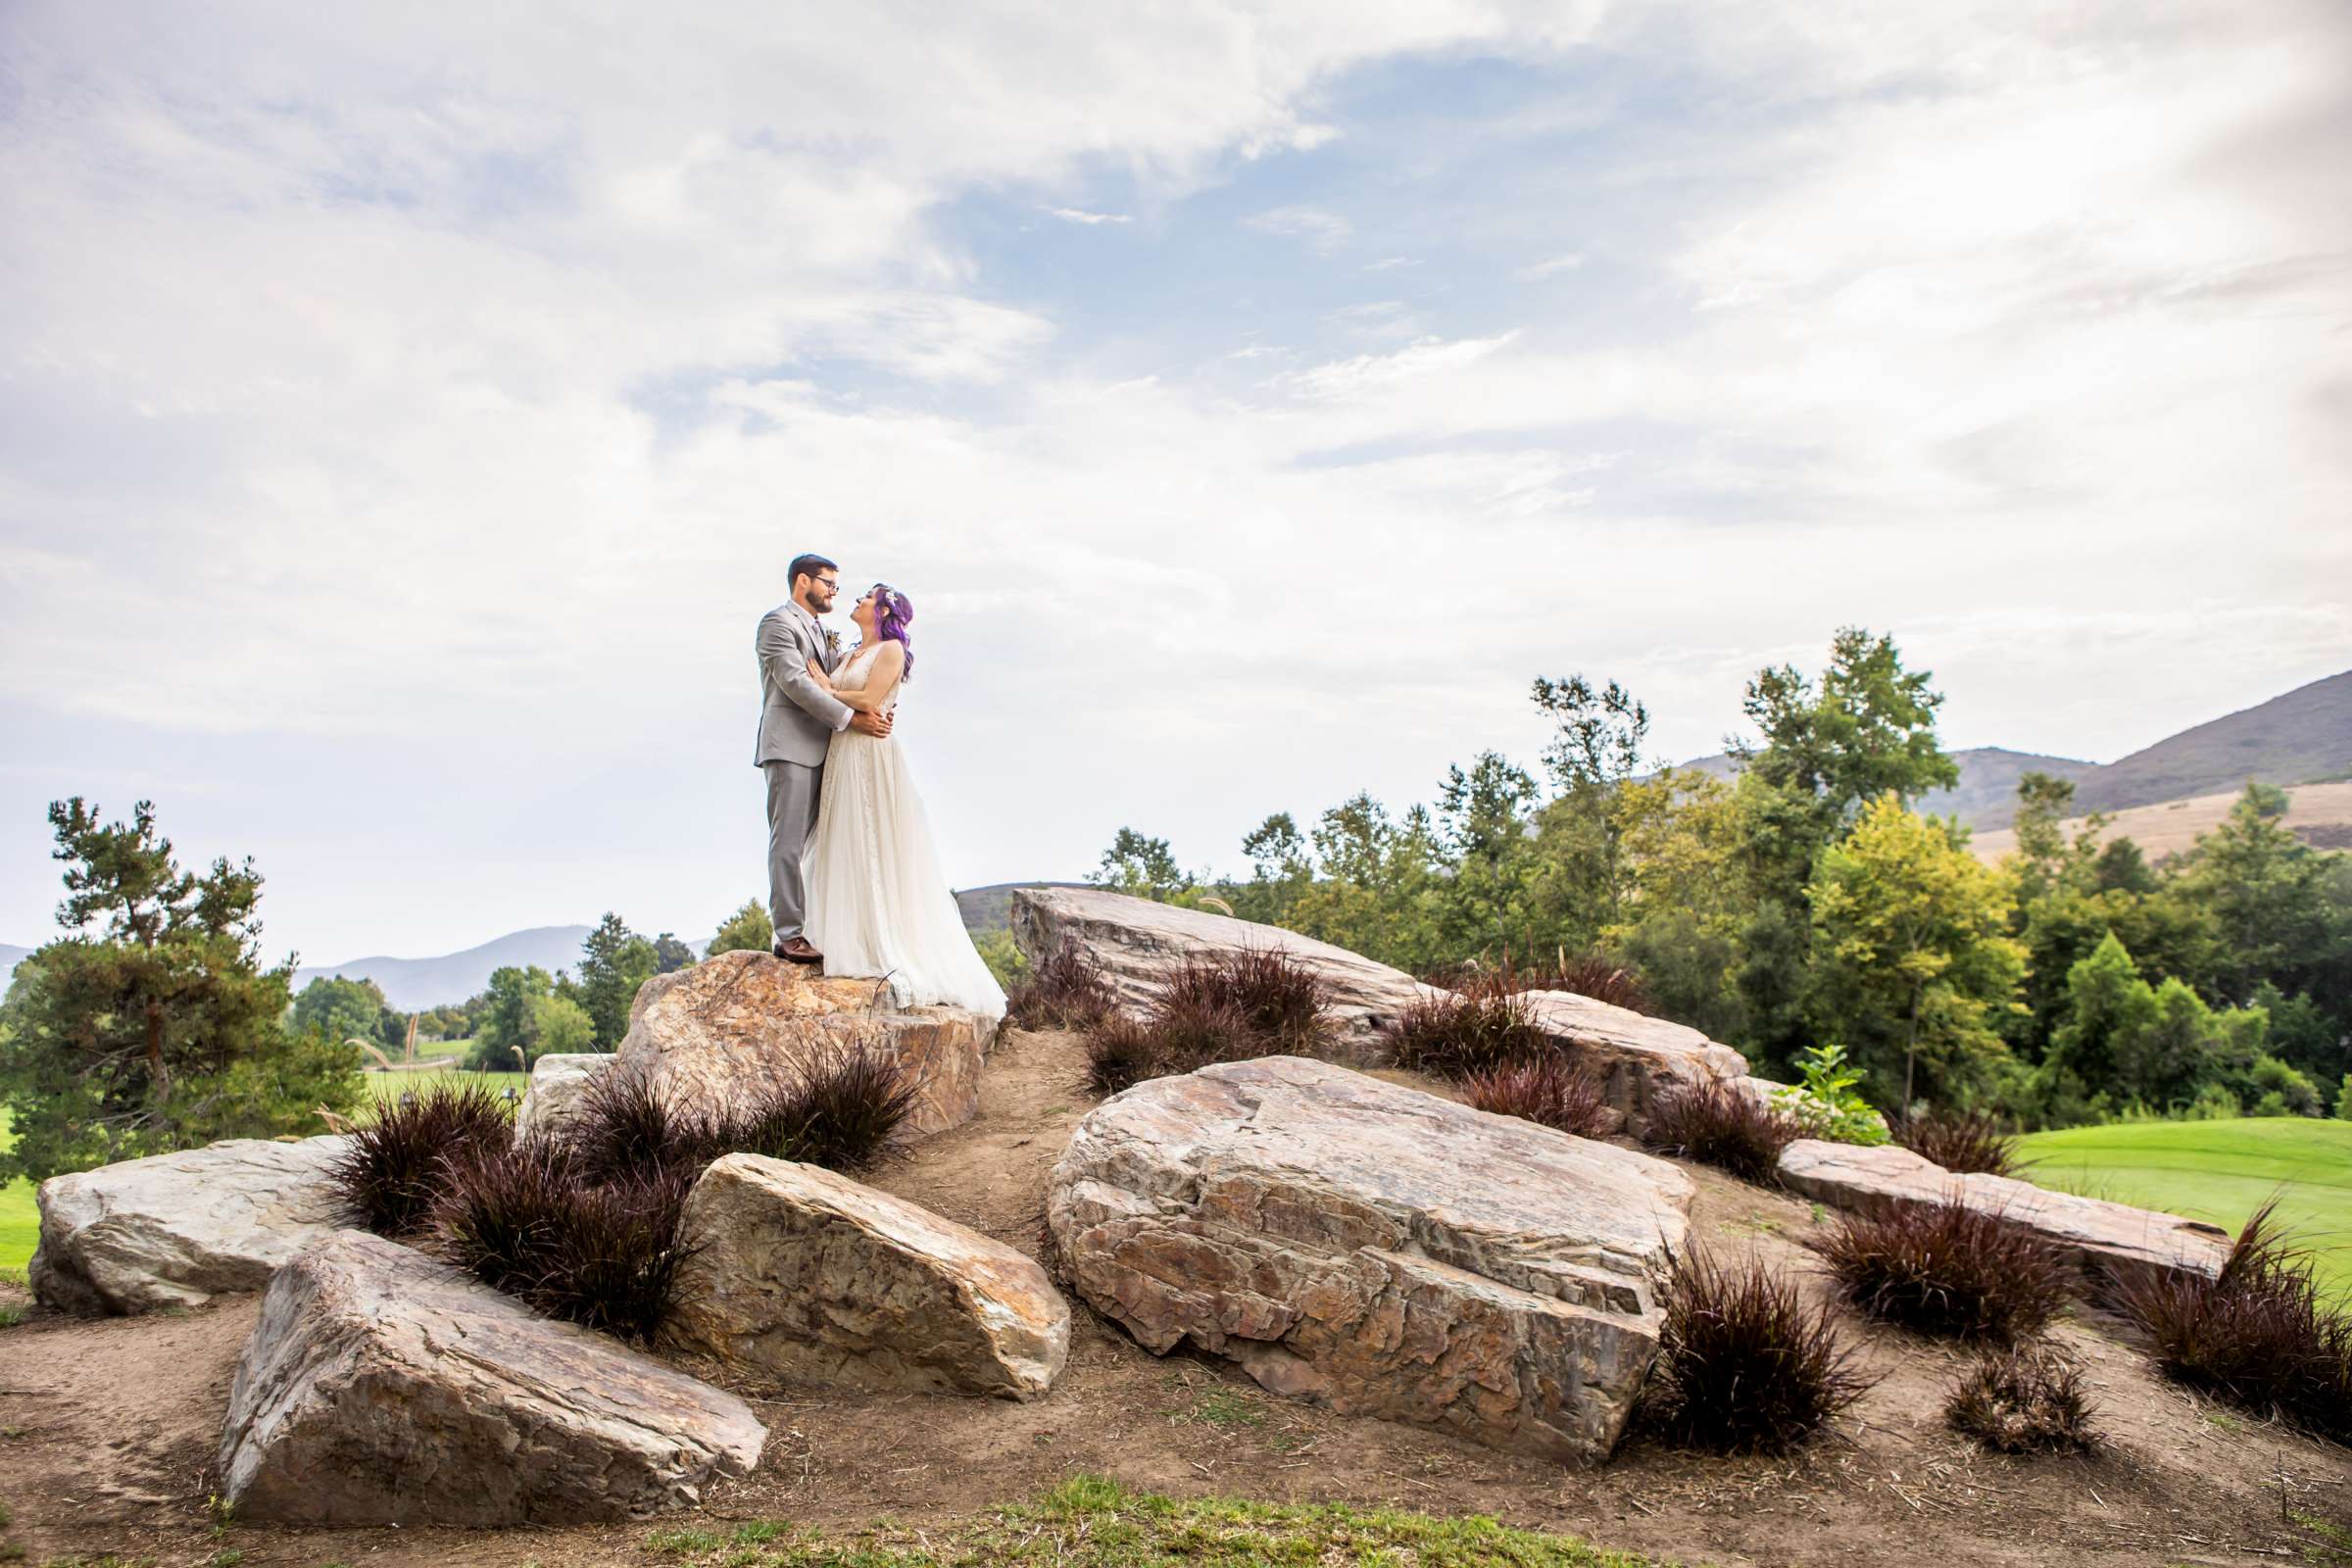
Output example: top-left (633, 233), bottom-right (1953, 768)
top-left (833, 644), bottom-right (901, 714)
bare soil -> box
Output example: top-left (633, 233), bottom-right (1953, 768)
top-left (3, 1026), bottom-right (2347, 1567)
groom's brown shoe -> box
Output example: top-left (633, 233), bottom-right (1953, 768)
top-left (773, 936), bottom-right (824, 965)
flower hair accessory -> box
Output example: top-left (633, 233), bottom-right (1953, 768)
top-left (871, 582), bottom-right (914, 680)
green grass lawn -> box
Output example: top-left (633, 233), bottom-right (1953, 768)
top-left (0, 1108), bottom-right (34, 1280)
top-left (2015, 1116), bottom-right (2352, 1301)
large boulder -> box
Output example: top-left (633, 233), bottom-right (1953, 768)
top-left (1778, 1140), bottom-right (2230, 1284)
top-left (220, 1230), bottom-right (765, 1524)
top-left (666, 1153), bottom-right (1068, 1399)
top-left (615, 950), bottom-right (996, 1140)
top-left (513, 1052), bottom-right (613, 1143)
top-left (30, 1136), bottom-right (354, 1315)
top-left (1009, 887), bottom-right (1745, 1127)
top-left (1047, 1055), bottom-right (1693, 1462)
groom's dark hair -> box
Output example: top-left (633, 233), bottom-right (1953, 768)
top-left (787, 553), bottom-right (837, 593)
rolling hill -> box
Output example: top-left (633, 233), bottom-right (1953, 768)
top-left (291, 924), bottom-right (596, 1010)
top-left (1682, 666), bottom-right (2351, 831)
top-left (2070, 668), bottom-right (2352, 816)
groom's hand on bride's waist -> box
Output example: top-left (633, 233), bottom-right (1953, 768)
top-left (851, 710), bottom-right (894, 738)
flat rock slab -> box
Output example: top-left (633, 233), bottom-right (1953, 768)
top-left (667, 1153), bottom-right (1068, 1398)
top-left (1778, 1139), bottom-right (2230, 1283)
top-left (1047, 1055), bottom-right (1693, 1462)
top-left (616, 949), bottom-right (996, 1140)
top-left (220, 1230), bottom-right (765, 1525)
top-left (513, 1052), bottom-right (613, 1143)
top-left (1011, 886), bottom-right (1429, 1054)
top-left (30, 1136), bottom-right (355, 1315)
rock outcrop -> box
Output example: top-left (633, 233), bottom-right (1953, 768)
top-left (1011, 886), bottom-right (1425, 1054)
top-left (614, 950), bottom-right (997, 1140)
top-left (1778, 1139), bottom-right (2230, 1283)
top-left (29, 1136), bottom-right (354, 1315)
top-left (667, 1153), bottom-right (1068, 1399)
top-left (513, 1052), bottom-right (612, 1143)
top-left (1008, 887), bottom-right (1744, 1129)
top-left (1047, 1054), bottom-right (1693, 1462)
top-left (220, 1230), bottom-right (765, 1524)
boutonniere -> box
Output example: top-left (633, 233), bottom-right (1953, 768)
top-left (823, 628), bottom-right (843, 659)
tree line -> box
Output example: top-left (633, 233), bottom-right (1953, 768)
top-left (1096, 629), bottom-right (2352, 1126)
top-left (0, 808), bottom-right (789, 1184)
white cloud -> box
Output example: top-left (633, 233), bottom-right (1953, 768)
top-left (1045, 207), bottom-right (1132, 224)
top-left (1513, 252), bottom-right (1586, 278)
top-left (1246, 204), bottom-right (1353, 250)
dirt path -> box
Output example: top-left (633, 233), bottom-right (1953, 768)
top-left (3, 1027), bottom-right (2347, 1566)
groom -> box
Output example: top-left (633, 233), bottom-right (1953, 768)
top-left (756, 552), bottom-right (893, 963)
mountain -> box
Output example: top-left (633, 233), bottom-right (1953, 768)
top-left (294, 925), bottom-right (595, 1011)
top-left (0, 943), bottom-right (28, 988)
top-left (1668, 747), bottom-right (2095, 827)
top-left (2070, 669), bottom-right (2352, 817)
top-left (1676, 667), bottom-right (2351, 831)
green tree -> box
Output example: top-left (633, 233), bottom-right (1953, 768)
top-left (2168, 783), bottom-right (2347, 1005)
top-left (650, 932), bottom-right (697, 974)
top-left (576, 912), bottom-right (659, 1049)
top-left (1091, 828), bottom-right (1195, 903)
top-left (1433, 752), bottom-right (1541, 954)
top-left (0, 798), bottom-right (362, 1183)
top-left (709, 900), bottom-right (773, 956)
top-left (2033, 933), bottom-right (2273, 1123)
top-left (529, 992), bottom-right (596, 1056)
top-left (289, 975), bottom-right (392, 1055)
top-left (468, 963), bottom-right (555, 1070)
top-left (1233, 812), bottom-right (1312, 926)
top-left (1806, 793), bottom-right (2026, 1111)
top-left (1282, 795), bottom-right (1444, 972)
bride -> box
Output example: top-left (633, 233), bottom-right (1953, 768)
top-left (802, 583), bottom-right (1006, 1019)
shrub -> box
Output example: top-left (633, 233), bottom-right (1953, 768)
top-left (1517, 951), bottom-right (1653, 1014)
top-left (1005, 944), bottom-right (1116, 1031)
top-left (2111, 1201), bottom-right (2352, 1444)
top-left (1383, 983), bottom-right (1549, 1079)
top-left (1083, 1014), bottom-right (1163, 1097)
top-left (1462, 1055), bottom-right (1611, 1140)
top-left (1082, 995), bottom-right (1260, 1096)
top-left (727, 1046), bottom-right (917, 1173)
top-left (1945, 1344), bottom-right (2101, 1453)
top-left (1643, 1249), bottom-right (1873, 1453)
top-left (569, 1063), bottom-right (719, 1184)
top-left (1892, 1106), bottom-right (2018, 1177)
top-left (1076, 949), bottom-right (1333, 1096)
top-left (431, 1139), bottom-right (695, 1344)
top-left (1816, 1199), bottom-right (2072, 1344)
top-left (1772, 1043), bottom-right (1889, 1147)
top-left (1158, 951), bottom-right (1331, 1055)
top-left (327, 1080), bottom-right (514, 1238)
top-left (1642, 1080), bottom-right (1799, 1184)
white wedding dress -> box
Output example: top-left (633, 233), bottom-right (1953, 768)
top-left (806, 646), bottom-right (1006, 1018)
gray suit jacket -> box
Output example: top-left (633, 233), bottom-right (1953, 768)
top-left (755, 603), bottom-right (853, 767)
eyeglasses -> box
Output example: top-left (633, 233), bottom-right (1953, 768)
top-left (814, 576), bottom-right (840, 592)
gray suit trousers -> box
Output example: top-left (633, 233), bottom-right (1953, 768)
top-left (764, 760), bottom-right (823, 941)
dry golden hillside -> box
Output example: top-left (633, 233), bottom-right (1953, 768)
top-left (1971, 779), bottom-right (2352, 863)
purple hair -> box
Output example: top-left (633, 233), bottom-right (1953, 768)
top-left (870, 583), bottom-right (913, 680)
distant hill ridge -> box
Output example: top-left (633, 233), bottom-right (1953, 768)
top-left (1680, 667), bottom-right (2350, 830)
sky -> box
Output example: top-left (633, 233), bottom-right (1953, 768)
top-left (3, 0), bottom-right (2349, 964)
